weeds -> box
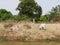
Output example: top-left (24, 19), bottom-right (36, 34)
top-left (23, 24), bottom-right (31, 29)
top-left (4, 23), bottom-right (13, 28)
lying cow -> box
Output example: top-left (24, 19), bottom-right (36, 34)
top-left (39, 23), bottom-right (46, 30)
top-left (10, 25), bottom-right (20, 31)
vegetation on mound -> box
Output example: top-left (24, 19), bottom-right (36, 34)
top-left (0, 36), bottom-right (60, 42)
top-left (0, 0), bottom-right (60, 22)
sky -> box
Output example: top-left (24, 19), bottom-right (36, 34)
top-left (0, 0), bottom-right (60, 15)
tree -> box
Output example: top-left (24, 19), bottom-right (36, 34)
top-left (0, 9), bottom-right (13, 21)
top-left (47, 5), bottom-right (60, 22)
top-left (16, 0), bottom-right (42, 21)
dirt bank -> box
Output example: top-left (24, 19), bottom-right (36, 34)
top-left (0, 21), bottom-right (60, 41)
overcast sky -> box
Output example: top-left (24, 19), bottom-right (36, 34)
top-left (0, 0), bottom-right (60, 15)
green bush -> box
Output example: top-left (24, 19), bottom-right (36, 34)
top-left (40, 16), bottom-right (48, 22)
top-left (13, 14), bottom-right (29, 21)
top-left (0, 9), bottom-right (13, 21)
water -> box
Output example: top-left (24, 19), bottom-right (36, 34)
top-left (0, 41), bottom-right (60, 45)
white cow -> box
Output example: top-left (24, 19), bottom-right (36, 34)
top-left (39, 23), bottom-right (46, 30)
top-left (10, 25), bottom-right (20, 31)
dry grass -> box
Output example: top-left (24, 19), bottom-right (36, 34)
top-left (0, 21), bottom-right (60, 41)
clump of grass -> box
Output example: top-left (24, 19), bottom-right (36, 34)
top-left (0, 36), bottom-right (6, 42)
top-left (21, 36), bottom-right (27, 42)
top-left (37, 38), bottom-right (60, 42)
top-left (23, 24), bottom-right (31, 29)
top-left (4, 23), bottom-right (13, 28)
top-left (16, 36), bottom-right (28, 42)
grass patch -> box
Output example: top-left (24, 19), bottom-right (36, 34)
top-left (23, 24), bottom-right (31, 29)
top-left (0, 36), bottom-right (7, 42)
top-left (37, 38), bottom-right (60, 42)
top-left (4, 23), bottom-right (13, 28)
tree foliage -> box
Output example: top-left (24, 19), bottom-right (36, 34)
top-left (13, 14), bottom-right (29, 21)
top-left (16, 0), bottom-right (42, 20)
top-left (46, 5), bottom-right (60, 22)
top-left (0, 9), bottom-right (13, 21)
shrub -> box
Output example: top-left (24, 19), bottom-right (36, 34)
top-left (40, 16), bottom-right (48, 22)
top-left (0, 9), bottom-right (13, 21)
top-left (13, 14), bottom-right (29, 21)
